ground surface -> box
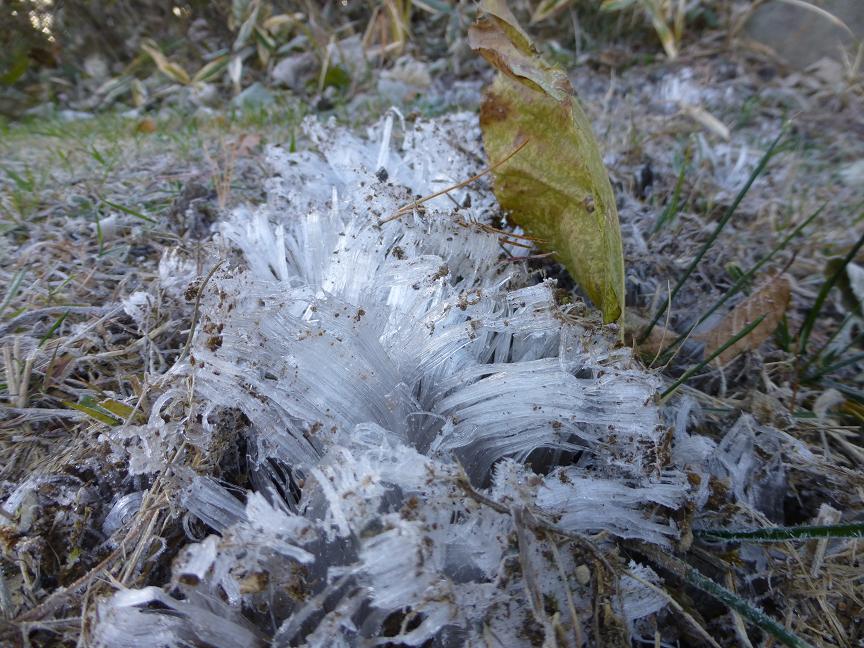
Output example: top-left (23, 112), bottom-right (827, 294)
top-left (1, 13), bottom-right (864, 647)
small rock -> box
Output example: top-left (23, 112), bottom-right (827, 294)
top-left (232, 82), bottom-right (275, 110)
top-left (377, 56), bottom-right (432, 104)
top-left (271, 52), bottom-right (317, 90)
top-left (575, 564), bottom-right (591, 586)
top-left (84, 54), bottom-right (109, 81)
top-left (744, 0), bottom-right (864, 72)
top-left (58, 109), bottom-right (94, 122)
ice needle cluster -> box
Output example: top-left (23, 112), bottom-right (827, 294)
top-left (94, 113), bottom-right (694, 646)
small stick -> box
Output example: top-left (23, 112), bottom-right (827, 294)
top-left (177, 260), bottom-right (225, 364)
top-left (455, 472), bottom-right (615, 575)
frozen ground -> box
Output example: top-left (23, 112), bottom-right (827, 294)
top-left (1, 40), bottom-right (863, 647)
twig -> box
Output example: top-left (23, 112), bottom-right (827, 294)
top-left (378, 138), bottom-right (530, 225)
top-left (455, 473), bottom-right (615, 575)
top-left (176, 260), bottom-right (225, 365)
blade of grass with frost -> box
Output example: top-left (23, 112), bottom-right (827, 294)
top-left (806, 352), bottom-right (864, 380)
top-left (821, 327), bottom-right (864, 366)
top-left (653, 145), bottom-right (691, 233)
top-left (639, 129), bottom-right (787, 343)
top-left (630, 542), bottom-right (815, 648)
top-left (801, 311), bottom-right (852, 371)
top-left (64, 400), bottom-right (121, 426)
top-left (470, 0), bottom-right (626, 323)
top-left (798, 224), bottom-right (864, 357)
top-left (696, 522), bottom-right (864, 542)
top-left (0, 269), bottom-right (26, 319)
top-left (660, 315), bottom-right (765, 400)
top-left (37, 310), bottom-right (69, 347)
top-left (653, 203), bottom-right (824, 363)
top-left (2, 165), bottom-right (35, 192)
top-left (100, 197), bottom-right (156, 224)
top-left (820, 379), bottom-right (864, 405)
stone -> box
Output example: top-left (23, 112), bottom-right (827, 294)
top-left (744, 0), bottom-right (864, 71)
top-left (231, 82), bottom-right (274, 110)
top-left (271, 52), bottom-right (317, 90)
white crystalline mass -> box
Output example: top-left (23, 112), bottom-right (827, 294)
top-left (93, 113), bottom-right (692, 646)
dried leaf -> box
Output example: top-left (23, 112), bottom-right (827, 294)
top-left (699, 274), bottom-right (792, 365)
top-left (469, 0), bottom-right (625, 322)
top-left (42, 353), bottom-right (75, 390)
top-left (135, 118), bottom-right (157, 134)
top-left (234, 133), bottom-right (262, 157)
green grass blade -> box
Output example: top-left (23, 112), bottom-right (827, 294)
top-left (804, 311), bottom-right (853, 370)
top-left (806, 352), bottom-right (864, 380)
top-left (653, 146), bottom-right (690, 233)
top-left (63, 400), bottom-right (121, 426)
top-left (0, 269), bottom-right (26, 319)
top-left (639, 128), bottom-right (787, 343)
top-left (696, 523), bottom-right (864, 542)
top-left (660, 314), bottom-right (765, 400)
top-left (98, 398), bottom-right (145, 423)
top-left (630, 542), bottom-right (814, 648)
top-left (819, 379), bottom-right (864, 405)
top-left (684, 564), bottom-right (814, 648)
top-left (95, 211), bottom-right (104, 256)
top-left (2, 166), bottom-right (34, 192)
top-left (100, 197), bottom-right (156, 224)
top-left (798, 225), bottom-right (864, 357)
top-left (38, 310), bottom-right (70, 347)
top-left (655, 202), bottom-right (825, 363)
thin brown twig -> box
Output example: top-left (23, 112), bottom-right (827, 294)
top-left (378, 138), bottom-right (530, 225)
top-left (455, 472), bottom-right (615, 575)
top-left (177, 259), bottom-right (225, 365)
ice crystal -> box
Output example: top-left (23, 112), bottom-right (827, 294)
top-left (93, 113), bottom-right (696, 646)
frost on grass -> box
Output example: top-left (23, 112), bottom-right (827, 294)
top-left (94, 113), bottom-right (696, 645)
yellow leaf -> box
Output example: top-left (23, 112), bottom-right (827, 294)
top-left (64, 401), bottom-right (120, 426)
top-left (98, 398), bottom-right (145, 423)
top-left (469, 0), bottom-right (625, 322)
